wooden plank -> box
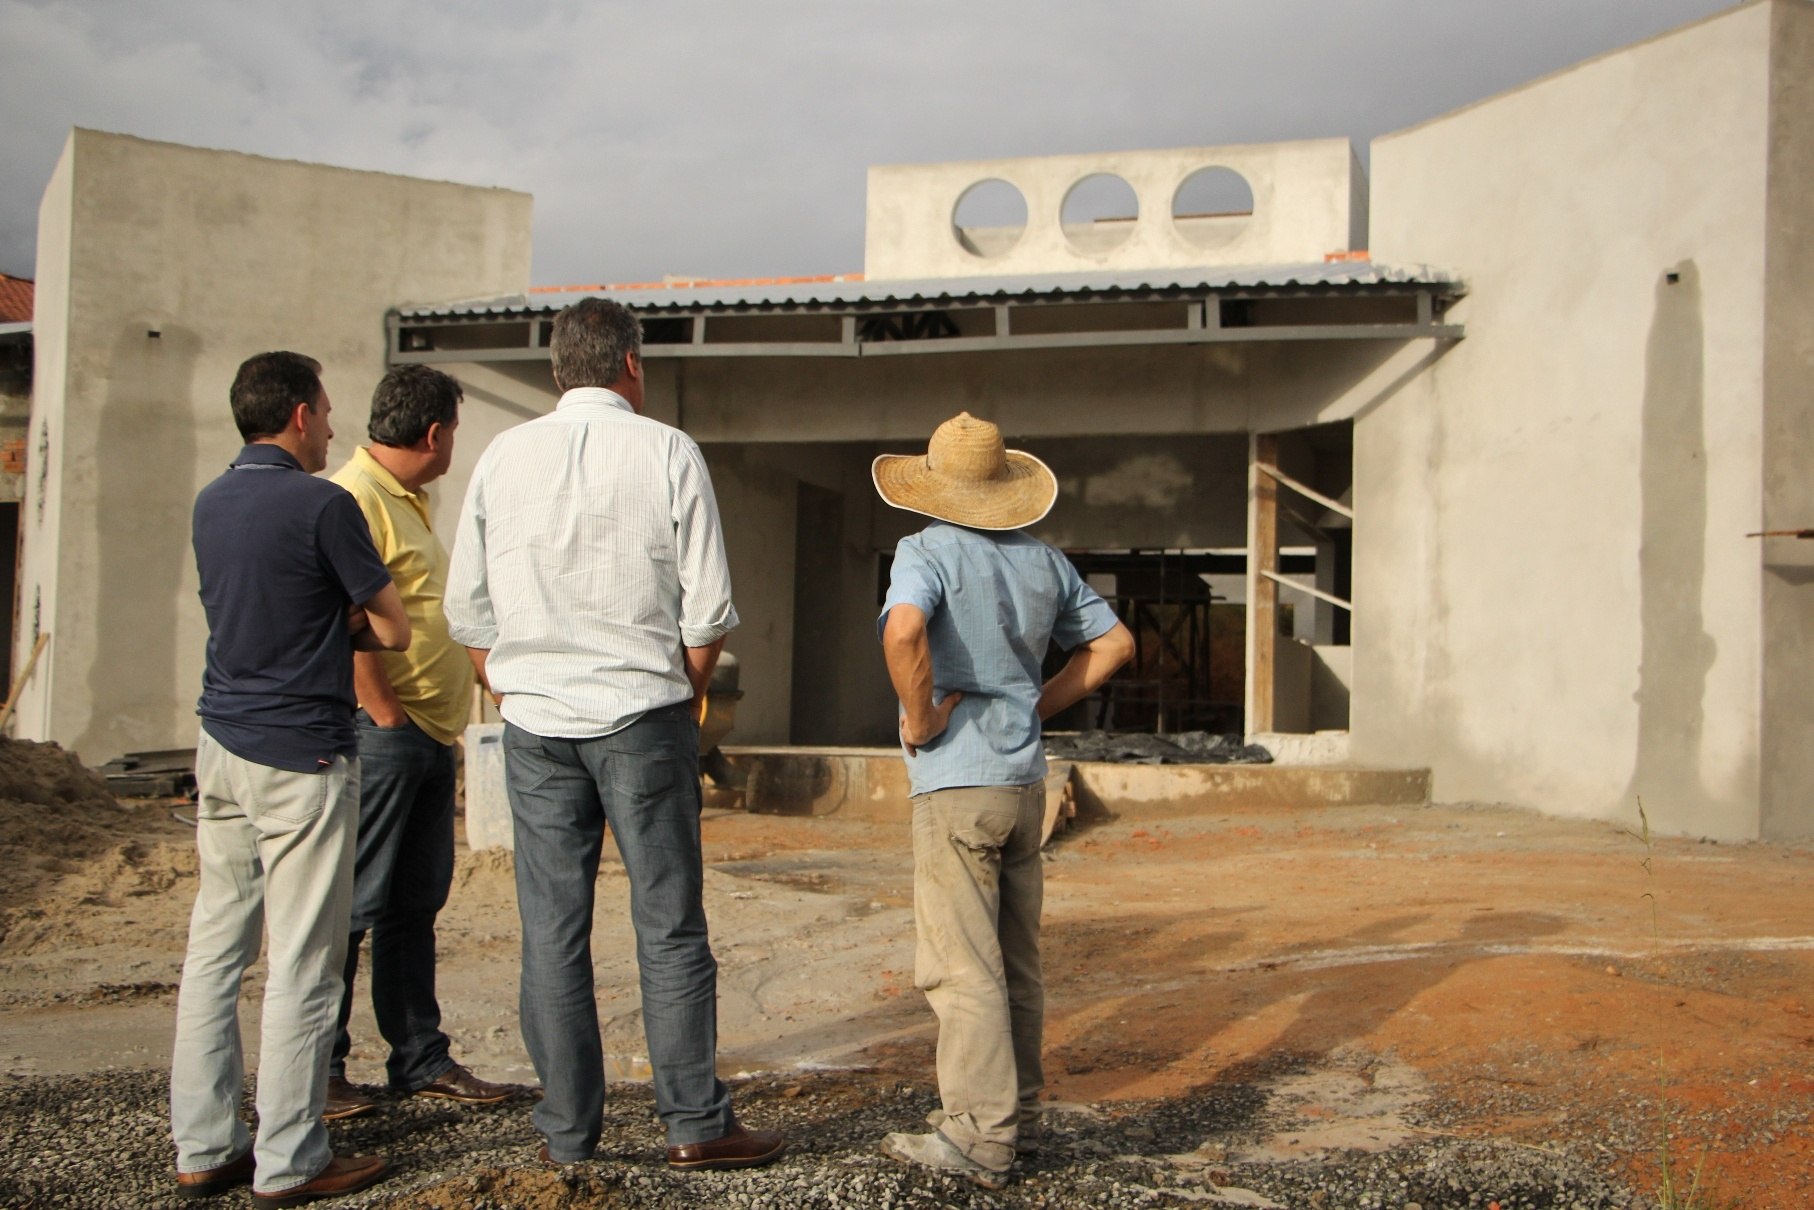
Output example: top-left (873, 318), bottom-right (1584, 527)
top-left (0, 630), bottom-right (49, 733)
top-left (1246, 435), bottom-right (1278, 735)
top-left (1255, 462), bottom-right (1355, 520)
top-left (1261, 569), bottom-right (1352, 612)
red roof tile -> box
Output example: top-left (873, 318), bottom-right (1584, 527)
top-left (0, 274), bottom-right (32, 324)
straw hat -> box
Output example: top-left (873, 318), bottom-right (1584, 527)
top-left (871, 412), bottom-right (1057, 531)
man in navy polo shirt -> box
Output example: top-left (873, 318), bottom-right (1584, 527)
top-left (172, 351), bottom-right (411, 1207)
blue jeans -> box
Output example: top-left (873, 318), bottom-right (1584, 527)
top-left (329, 711), bottom-right (455, 1091)
top-left (503, 704), bottom-right (733, 1160)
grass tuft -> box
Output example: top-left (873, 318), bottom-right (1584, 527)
top-left (1625, 798), bottom-right (1731, 1210)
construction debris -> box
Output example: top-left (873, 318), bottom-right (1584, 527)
top-left (1041, 760), bottom-right (1076, 846)
top-left (1044, 731), bottom-right (1272, 765)
top-left (92, 749), bottom-right (196, 800)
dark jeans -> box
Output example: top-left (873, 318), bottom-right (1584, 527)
top-left (504, 703), bottom-right (732, 1160)
top-left (330, 711), bottom-right (455, 1092)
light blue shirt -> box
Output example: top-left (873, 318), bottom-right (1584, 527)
top-left (879, 522), bottom-right (1118, 795)
top-left (444, 388), bottom-right (739, 738)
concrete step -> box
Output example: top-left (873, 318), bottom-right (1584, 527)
top-left (1068, 760), bottom-right (1430, 817)
top-left (719, 746), bottom-right (1429, 820)
top-left (462, 736), bottom-right (1432, 851)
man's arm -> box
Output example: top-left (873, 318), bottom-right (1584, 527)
top-left (670, 438), bottom-right (739, 650)
top-left (351, 582), bottom-right (411, 653)
top-left (353, 651), bottom-right (410, 726)
top-left (1037, 621), bottom-right (1135, 721)
top-left (464, 646), bottom-right (499, 706)
top-left (882, 604), bottom-right (963, 756)
top-left (444, 454), bottom-right (500, 655)
top-left (683, 638), bottom-right (724, 722)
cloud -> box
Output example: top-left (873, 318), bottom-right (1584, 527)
top-left (0, 0), bottom-right (1739, 284)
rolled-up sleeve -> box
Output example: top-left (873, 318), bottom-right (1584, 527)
top-left (443, 450), bottom-right (499, 649)
top-left (670, 436), bottom-right (739, 648)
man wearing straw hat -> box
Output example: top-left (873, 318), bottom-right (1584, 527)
top-left (873, 412), bottom-right (1134, 1188)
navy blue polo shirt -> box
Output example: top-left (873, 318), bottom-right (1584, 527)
top-left (193, 443), bottom-right (393, 773)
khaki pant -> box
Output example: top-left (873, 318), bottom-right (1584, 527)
top-left (171, 730), bottom-right (358, 1193)
top-left (910, 781), bottom-right (1045, 1172)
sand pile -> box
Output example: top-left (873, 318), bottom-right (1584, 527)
top-left (0, 738), bottom-right (196, 950)
top-left (0, 736), bottom-right (116, 811)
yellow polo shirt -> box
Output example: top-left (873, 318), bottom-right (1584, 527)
top-left (330, 447), bottom-right (475, 745)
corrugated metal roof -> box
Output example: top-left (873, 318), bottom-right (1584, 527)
top-left (399, 260), bottom-right (1461, 321)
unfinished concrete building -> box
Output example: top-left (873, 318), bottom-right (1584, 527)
top-left (15, 0), bottom-right (1814, 840)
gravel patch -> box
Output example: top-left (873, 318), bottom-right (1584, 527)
top-left (0, 1065), bottom-right (1648, 1209)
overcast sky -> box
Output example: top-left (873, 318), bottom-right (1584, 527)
top-left (0, 0), bottom-right (1739, 286)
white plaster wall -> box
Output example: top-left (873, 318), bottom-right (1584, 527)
top-left (1360, 4), bottom-right (1773, 838)
top-left (865, 140), bottom-right (1364, 280)
top-left (1758, 0), bottom-right (1814, 838)
top-left (23, 131), bottom-right (531, 761)
top-left (17, 148), bottom-right (73, 742)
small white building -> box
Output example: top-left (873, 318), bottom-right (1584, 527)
top-left (16, 0), bottom-right (1814, 840)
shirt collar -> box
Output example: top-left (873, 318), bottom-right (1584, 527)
top-left (352, 445), bottom-right (417, 500)
top-left (231, 443), bottom-right (304, 471)
top-left (555, 387), bottom-right (635, 415)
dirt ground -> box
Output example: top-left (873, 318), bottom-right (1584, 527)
top-left (1, 737), bottom-right (1811, 1207)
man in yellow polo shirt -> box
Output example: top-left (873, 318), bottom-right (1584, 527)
top-left (326, 365), bottom-right (527, 1117)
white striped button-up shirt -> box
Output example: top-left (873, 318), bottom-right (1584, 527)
top-left (444, 388), bottom-right (739, 738)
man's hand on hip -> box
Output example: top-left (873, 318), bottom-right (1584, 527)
top-left (900, 690), bottom-right (963, 757)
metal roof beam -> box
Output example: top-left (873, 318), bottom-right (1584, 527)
top-left (387, 289), bottom-right (1464, 366)
top-left (389, 320), bottom-right (1462, 366)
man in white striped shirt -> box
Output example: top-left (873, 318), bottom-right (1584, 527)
top-left (444, 298), bottom-right (784, 1172)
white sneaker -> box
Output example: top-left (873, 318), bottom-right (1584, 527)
top-left (879, 1131), bottom-right (1011, 1190)
top-left (926, 1107), bottom-right (1042, 1154)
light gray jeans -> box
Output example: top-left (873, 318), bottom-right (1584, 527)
top-left (911, 781), bottom-right (1046, 1173)
top-left (170, 729), bottom-right (357, 1193)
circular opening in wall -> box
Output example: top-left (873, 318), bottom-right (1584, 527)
top-left (1172, 166), bottom-right (1254, 250)
top-left (952, 179), bottom-right (1028, 259)
top-left (1061, 173), bottom-right (1139, 254)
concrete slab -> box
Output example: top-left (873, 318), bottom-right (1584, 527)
top-left (463, 722), bottom-right (511, 851)
top-left (460, 740), bottom-right (1431, 851)
top-left (720, 746), bottom-right (1429, 821)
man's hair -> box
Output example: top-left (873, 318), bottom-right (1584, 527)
top-left (550, 298), bottom-right (642, 390)
top-left (230, 351), bottom-right (323, 441)
top-left (369, 365), bottom-right (463, 447)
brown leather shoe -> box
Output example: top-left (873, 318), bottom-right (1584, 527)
top-left (667, 1125), bottom-right (786, 1171)
top-left (251, 1154), bottom-right (389, 1207)
top-left (175, 1149), bottom-right (254, 1198)
top-left (537, 1143), bottom-right (589, 1166)
top-left (321, 1076), bottom-right (377, 1122)
top-left (413, 1062), bottom-right (530, 1105)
